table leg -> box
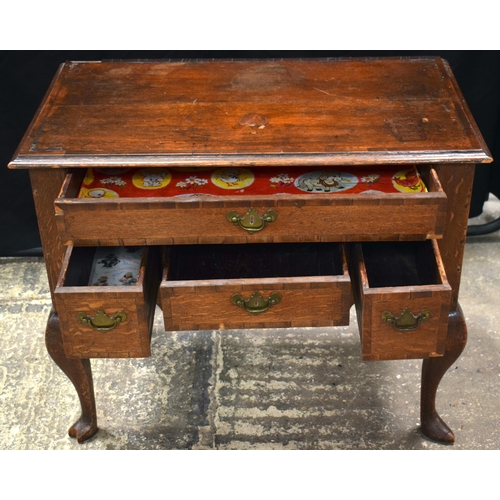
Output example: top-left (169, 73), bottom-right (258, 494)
top-left (420, 304), bottom-right (467, 443)
top-left (420, 163), bottom-right (475, 443)
top-left (30, 169), bottom-right (98, 442)
top-left (45, 310), bottom-right (98, 442)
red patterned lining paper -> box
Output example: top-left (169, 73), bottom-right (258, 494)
top-left (78, 166), bottom-right (427, 199)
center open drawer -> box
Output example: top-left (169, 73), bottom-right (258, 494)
top-left (54, 166), bottom-right (447, 246)
top-left (159, 243), bottom-right (352, 331)
top-left (349, 240), bottom-right (452, 361)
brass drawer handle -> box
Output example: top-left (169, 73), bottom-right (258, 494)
top-left (226, 207), bottom-right (277, 234)
top-left (77, 309), bottom-right (127, 331)
top-left (231, 291), bottom-right (281, 315)
top-left (381, 308), bottom-right (431, 332)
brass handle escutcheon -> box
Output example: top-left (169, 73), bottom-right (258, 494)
top-left (231, 291), bottom-right (282, 315)
top-left (77, 309), bottom-right (127, 331)
top-left (226, 207), bottom-right (277, 234)
top-left (381, 308), bottom-right (431, 332)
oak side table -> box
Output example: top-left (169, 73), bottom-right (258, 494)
top-left (9, 57), bottom-right (492, 444)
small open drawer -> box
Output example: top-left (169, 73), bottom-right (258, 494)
top-left (54, 167), bottom-right (447, 246)
top-left (54, 246), bottom-right (162, 358)
top-left (349, 240), bottom-right (452, 361)
top-left (159, 243), bottom-right (352, 331)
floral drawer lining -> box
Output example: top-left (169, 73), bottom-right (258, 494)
top-left (88, 247), bottom-right (145, 287)
top-left (78, 166), bottom-right (427, 199)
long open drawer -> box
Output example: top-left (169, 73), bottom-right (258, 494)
top-left (54, 166), bottom-right (447, 246)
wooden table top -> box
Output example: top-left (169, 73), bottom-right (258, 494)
top-left (9, 57), bottom-right (492, 169)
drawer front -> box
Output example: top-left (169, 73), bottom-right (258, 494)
top-left (161, 281), bottom-right (352, 331)
top-left (55, 168), bottom-right (447, 246)
top-left (54, 246), bottom-right (161, 358)
top-left (350, 241), bottom-right (452, 361)
top-left (159, 243), bottom-right (352, 331)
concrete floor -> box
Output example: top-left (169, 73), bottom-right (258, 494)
top-left (1, 198), bottom-right (500, 450)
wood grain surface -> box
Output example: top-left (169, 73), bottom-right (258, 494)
top-left (9, 58), bottom-right (492, 169)
top-left (29, 169), bottom-right (68, 300)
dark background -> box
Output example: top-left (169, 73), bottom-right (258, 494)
top-left (1, 50), bottom-right (499, 256)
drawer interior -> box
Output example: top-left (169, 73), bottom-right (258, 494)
top-left (61, 246), bottom-right (146, 287)
top-left (360, 240), bottom-right (444, 288)
top-left (167, 243), bottom-right (346, 281)
top-left (68, 165), bottom-right (431, 199)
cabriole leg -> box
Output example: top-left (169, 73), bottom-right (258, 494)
top-left (45, 310), bottom-right (98, 442)
top-left (420, 305), bottom-right (467, 443)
